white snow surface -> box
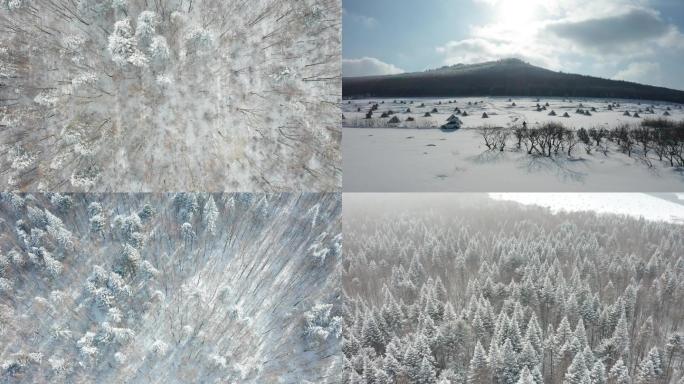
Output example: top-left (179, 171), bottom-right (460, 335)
top-left (343, 97), bottom-right (684, 191)
top-left (343, 96), bottom-right (684, 130)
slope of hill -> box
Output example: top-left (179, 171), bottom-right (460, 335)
top-left (343, 59), bottom-right (684, 103)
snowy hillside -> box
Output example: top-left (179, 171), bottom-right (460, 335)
top-left (342, 194), bottom-right (684, 383)
top-left (342, 58), bottom-right (684, 104)
top-left (0, 0), bottom-right (341, 192)
top-left (0, 192), bottom-right (342, 383)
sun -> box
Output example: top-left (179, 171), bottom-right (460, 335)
top-left (494, 0), bottom-right (543, 37)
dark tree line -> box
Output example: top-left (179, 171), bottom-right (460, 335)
top-left (477, 119), bottom-right (684, 167)
top-left (343, 59), bottom-right (684, 104)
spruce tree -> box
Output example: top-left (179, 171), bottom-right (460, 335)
top-left (500, 339), bottom-right (520, 384)
top-left (589, 361), bottom-right (606, 384)
top-left (362, 356), bottom-right (377, 384)
top-left (404, 345), bottom-right (422, 381)
top-left (645, 347), bottom-right (663, 378)
top-left (525, 315), bottom-right (543, 354)
top-left (564, 352), bottom-right (590, 384)
top-left (517, 366), bottom-right (536, 384)
top-left (203, 196), bottom-right (219, 235)
top-left (612, 311), bottom-right (630, 362)
top-left (519, 339), bottom-right (539, 371)
top-left (556, 317), bottom-right (574, 350)
top-left (608, 359), bottom-right (631, 384)
top-left (468, 340), bottom-right (490, 384)
top-left (635, 359), bottom-right (657, 384)
top-left (635, 347), bottom-right (663, 384)
top-left (417, 356), bottom-right (437, 384)
top-left (575, 318), bottom-right (588, 350)
top-left (375, 368), bottom-right (390, 384)
top-left (362, 311), bottom-right (384, 353)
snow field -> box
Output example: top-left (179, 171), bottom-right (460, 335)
top-left (343, 97), bottom-right (684, 191)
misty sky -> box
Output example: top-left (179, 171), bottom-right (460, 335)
top-left (490, 193), bottom-right (684, 223)
top-left (342, 0), bottom-right (684, 90)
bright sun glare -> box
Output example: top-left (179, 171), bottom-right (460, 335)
top-left (494, 0), bottom-right (542, 36)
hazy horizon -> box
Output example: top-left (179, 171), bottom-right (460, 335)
top-left (343, 0), bottom-right (684, 90)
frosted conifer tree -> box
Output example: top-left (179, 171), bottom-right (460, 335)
top-left (468, 340), bottom-right (490, 384)
top-left (609, 359), bottom-right (631, 384)
top-left (416, 356), bottom-right (437, 384)
top-left (202, 196), bottom-right (219, 234)
top-left (517, 366), bottom-right (536, 384)
top-left (590, 361), bottom-right (607, 384)
top-left (565, 352), bottom-right (590, 384)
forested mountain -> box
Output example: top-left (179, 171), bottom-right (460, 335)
top-left (342, 194), bottom-right (684, 384)
top-left (0, 192), bottom-right (342, 383)
top-left (342, 59), bottom-right (684, 103)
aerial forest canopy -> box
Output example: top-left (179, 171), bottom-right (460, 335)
top-left (0, 0), bottom-right (341, 191)
top-left (342, 195), bottom-right (684, 384)
top-left (0, 192), bottom-right (342, 383)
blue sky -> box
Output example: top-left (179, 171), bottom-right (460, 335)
top-left (343, 0), bottom-right (684, 90)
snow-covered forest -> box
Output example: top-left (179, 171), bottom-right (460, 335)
top-left (342, 194), bottom-right (684, 383)
top-left (0, 192), bottom-right (342, 383)
top-left (0, 0), bottom-right (341, 191)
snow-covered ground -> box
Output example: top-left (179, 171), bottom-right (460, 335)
top-left (343, 97), bottom-right (684, 191)
top-left (490, 193), bottom-right (684, 223)
top-left (343, 97), bottom-right (684, 130)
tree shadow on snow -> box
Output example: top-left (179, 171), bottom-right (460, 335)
top-left (518, 155), bottom-right (588, 184)
top-left (668, 166), bottom-right (684, 181)
top-left (466, 149), bottom-right (508, 164)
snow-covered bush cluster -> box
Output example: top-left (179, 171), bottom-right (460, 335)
top-left (342, 194), bottom-right (684, 384)
top-left (481, 119), bottom-right (684, 168)
top-left (0, 0), bottom-right (341, 191)
top-left (0, 192), bottom-right (341, 383)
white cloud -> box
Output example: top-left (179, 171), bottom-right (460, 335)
top-left (435, 0), bottom-right (683, 78)
top-left (435, 37), bottom-right (556, 68)
top-left (342, 8), bottom-right (378, 28)
top-left (342, 57), bottom-right (404, 77)
top-left (546, 8), bottom-right (670, 53)
top-left (613, 62), bottom-right (662, 85)
top-left (658, 27), bottom-right (684, 50)
top-left (476, 0), bottom-right (650, 21)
